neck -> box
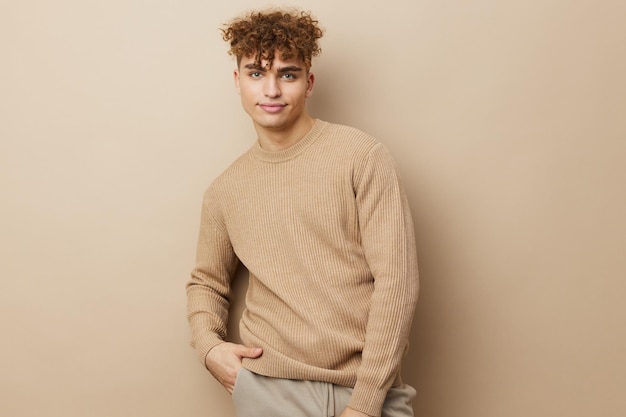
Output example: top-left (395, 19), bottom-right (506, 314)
top-left (254, 115), bottom-right (316, 152)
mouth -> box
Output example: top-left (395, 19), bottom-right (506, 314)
top-left (258, 103), bottom-right (286, 113)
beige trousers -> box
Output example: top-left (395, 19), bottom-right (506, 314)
top-left (232, 368), bottom-right (416, 417)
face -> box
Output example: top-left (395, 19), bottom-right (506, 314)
top-left (234, 51), bottom-right (315, 135)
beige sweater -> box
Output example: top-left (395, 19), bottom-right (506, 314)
top-left (187, 120), bottom-right (419, 416)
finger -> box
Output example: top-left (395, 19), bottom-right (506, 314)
top-left (235, 346), bottom-right (263, 359)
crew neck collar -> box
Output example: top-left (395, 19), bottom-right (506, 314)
top-left (250, 119), bottom-right (327, 163)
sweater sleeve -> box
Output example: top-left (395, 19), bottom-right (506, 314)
top-left (348, 143), bottom-right (419, 416)
top-left (186, 187), bottom-right (239, 366)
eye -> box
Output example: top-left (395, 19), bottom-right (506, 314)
top-left (250, 71), bottom-right (262, 78)
top-left (282, 73), bottom-right (296, 80)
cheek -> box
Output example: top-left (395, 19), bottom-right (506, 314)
top-left (287, 85), bottom-right (308, 101)
top-left (239, 88), bottom-right (256, 105)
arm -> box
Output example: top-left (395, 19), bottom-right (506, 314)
top-left (186, 189), bottom-right (238, 363)
top-left (186, 189), bottom-right (263, 390)
top-left (348, 143), bottom-right (419, 416)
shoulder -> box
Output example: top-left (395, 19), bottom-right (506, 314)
top-left (210, 147), bottom-right (255, 184)
top-left (319, 121), bottom-right (396, 164)
top-left (316, 121), bottom-right (389, 164)
top-left (201, 148), bottom-right (255, 208)
top-left (321, 121), bottom-right (379, 148)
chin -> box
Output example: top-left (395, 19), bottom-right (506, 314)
top-left (253, 117), bottom-right (289, 130)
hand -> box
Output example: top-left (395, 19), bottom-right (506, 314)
top-left (204, 342), bottom-right (263, 394)
top-left (339, 407), bottom-right (373, 417)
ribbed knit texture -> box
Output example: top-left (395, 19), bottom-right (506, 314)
top-left (187, 120), bottom-right (419, 417)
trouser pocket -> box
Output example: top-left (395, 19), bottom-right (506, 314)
top-left (231, 368), bottom-right (245, 399)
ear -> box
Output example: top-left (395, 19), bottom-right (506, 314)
top-left (305, 72), bottom-right (315, 98)
top-left (233, 69), bottom-right (241, 95)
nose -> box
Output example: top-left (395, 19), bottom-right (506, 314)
top-left (263, 76), bottom-right (281, 98)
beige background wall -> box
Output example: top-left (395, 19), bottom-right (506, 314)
top-left (2, 1), bottom-right (624, 416)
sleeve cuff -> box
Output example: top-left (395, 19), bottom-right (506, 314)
top-left (194, 335), bottom-right (225, 369)
top-left (347, 382), bottom-right (388, 417)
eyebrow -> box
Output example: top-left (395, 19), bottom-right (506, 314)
top-left (243, 64), bottom-right (303, 73)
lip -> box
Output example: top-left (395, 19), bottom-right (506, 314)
top-left (258, 103), bottom-right (286, 113)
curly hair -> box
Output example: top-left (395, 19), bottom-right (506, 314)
top-left (221, 8), bottom-right (324, 70)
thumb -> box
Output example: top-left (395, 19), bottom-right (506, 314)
top-left (235, 345), bottom-right (263, 359)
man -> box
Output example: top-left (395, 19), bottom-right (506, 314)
top-left (187, 8), bottom-right (419, 417)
